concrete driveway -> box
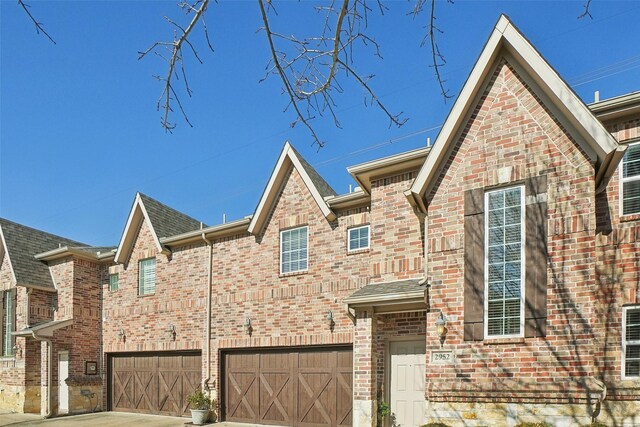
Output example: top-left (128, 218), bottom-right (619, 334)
top-left (0, 412), bottom-right (276, 427)
top-left (0, 412), bottom-right (191, 426)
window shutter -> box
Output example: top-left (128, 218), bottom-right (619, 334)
top-left (464, 188), bottom-right (485, 341)
top-left (525, 175), bottom-right (548, 338)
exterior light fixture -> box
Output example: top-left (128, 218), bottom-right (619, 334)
top-left (326, 310), bottom-right (335, 330)
top-left (12, 344), bottom-right (22, 358)
top-left (117, 329), bottom-right (126, 342)
top-left (244, 318), bottom-right (253, 335)
top-left (435, 312), bottom-right (447, 345)
top-left (167, 324), bottom-right (176, 340)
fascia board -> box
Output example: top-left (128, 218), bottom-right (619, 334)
top-left (287, 148), bottom-right (336, 222)
top-left (248, 142), bottom-right (335, 235)
top-left (248, 143), bottom-right (293, 235)
top-left (500, 25), bottom-right (618, 159)
top-left (114, 194), bottom-right (166, 264)
top-left (409, 23), bottom-right (504, 206)
top-left (0, 227), bottom-right (17, 284)
top-left (409, 15), bottom-right (619, 209)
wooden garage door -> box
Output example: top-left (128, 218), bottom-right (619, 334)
top-left (109, 351), bottom-right (201, 417)
top-left (224, 347), bottom-right (352, 427)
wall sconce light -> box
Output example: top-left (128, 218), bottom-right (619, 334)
top-left (244, 318), bottom-right (253, 336)
top-left (435, 312), bottom-right (447, 345)
top-left (12, 344), bottom-right (22, 358)
top-left (117, 329), bottom-right (126, 342)
top-left (326, 310), bottom-right (335, 331)
top-left (167, 324), bottom-right (176, 341)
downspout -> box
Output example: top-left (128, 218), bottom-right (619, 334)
top-left (31, 332), bottom-right (52, 418)
top-left (201, 232), bottom-right (213, 394)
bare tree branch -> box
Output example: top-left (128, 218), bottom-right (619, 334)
top-left (578, 0), bottom-right (593, 19)
top-left (138, 0), bottom-right (214, 131)
top-left (17, 0), bottom-right (56, 44)
top-left (413, 0), bottom-right (453, 101)
top-left (257, 0), bottom-right (407, 148)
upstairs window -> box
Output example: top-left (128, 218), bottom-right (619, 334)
top-left (485, 186), bottom-right (524, 337)
top-left (109, 274), bottom-right (119, 292)
top-left (280, 226), bottom-right (308, 274)
top-left (348, 225), bottom-right (370, 252)
top-left (138, 258), bottom-right (156, 295)
top-left (623, 306), bottom-right (640, 378)
top-left (1, 289), bottom-right (15, 357)
top-left (622, 142), bottom-right (640, 216)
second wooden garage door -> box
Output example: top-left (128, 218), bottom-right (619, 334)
top-left (224, 347), bottom-right (352, 426)
top-left (109, 351), bottom-right (201, 417)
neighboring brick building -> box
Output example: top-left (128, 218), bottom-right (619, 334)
top-left (0, 218), bottom-right (112, 416)
top-left (1, 13), bottom-right (639, 427)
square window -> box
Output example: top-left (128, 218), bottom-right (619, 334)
top-left (621, 142), bottom-right (640, 216)
top-left (138, 258), bottom-right (156, 295)
top-left (280, 227), bottom-right (308, 274)
top-left (485, 186), bottom-right (524, 338)
top-left (109, 274), bottom-right (119, 292)
top-left (348, 225), bottom-right (370, 252)
top-left (623, 306), bottom-right (640, 378)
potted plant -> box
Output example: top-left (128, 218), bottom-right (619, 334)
top-left (186, 389), bottom-right (210, 425)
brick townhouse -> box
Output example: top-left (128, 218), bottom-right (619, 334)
top-left (1, 13), bottom-right (639, 427)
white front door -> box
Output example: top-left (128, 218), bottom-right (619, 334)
top-left (58, 352), bottom-right (69, 414)
top-left (389, 341), bottom-right (427, 427)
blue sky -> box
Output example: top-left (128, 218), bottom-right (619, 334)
top-left (1, 1), bottom-right (639, 246)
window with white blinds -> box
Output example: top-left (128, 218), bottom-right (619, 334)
top-left (485, 186), bottom-right (524, 337)
top-left (348, 225), bottom-right (370, 252)
top-left (280, 226), bottom-right (308, 274)
top-left (623, 307), bottom-right (640, 378)
top-left (2, 289), bottom-right (15, 356)
top-left (622, 143), bottom-right (640, 216)
top-left (138, 258), bottom-right (156, 295)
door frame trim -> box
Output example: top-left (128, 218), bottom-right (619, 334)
top-left (384, 337), bottom-right (425, 427)
top-left (58, 350), bottom-right (70, 414)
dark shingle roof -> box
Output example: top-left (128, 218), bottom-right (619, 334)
top-left (290, 146), bottom-right (337, 199)
top-left (0, 218), bottom-right (88, 289)
top-left (138, 193), bottom-right (206, 239)
top-left (346, 278), bottom-right (426, 301)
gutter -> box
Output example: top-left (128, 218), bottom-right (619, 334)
top-left (595, 145), bottom-right (627, 194)
top-left (160, 217), bottom-right (252, 246)
top-left (201, 232), bottom-right (214, 396)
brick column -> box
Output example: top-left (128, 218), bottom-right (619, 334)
top-left (353, 308), bottom-right (376, 427)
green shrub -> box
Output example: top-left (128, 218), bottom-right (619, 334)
top-left (186, 389), bottom-right (211, 410)
top-left (419, 423), bottom-right (452, 427)
top-left (514, 423), bottom-right (553, 427)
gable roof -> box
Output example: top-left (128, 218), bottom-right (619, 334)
top-left (114, 193), bottom-right (205, 264)
top-left (248, 142), bottom-right (337, 235)
top-left (0, 218), bottom-right (88, 291)
top-left (407, 14), bottom-right (624, 212)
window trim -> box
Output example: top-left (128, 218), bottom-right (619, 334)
top-left (279, 226), bottom-right (309, 275)
top-left (622, 305), bottom-right (640, 380)
top-left (619, 140), bottom-right (640, 217)
top-left (109, 273), bottom-right (119, 292)
top-left (1, 289), bottom-right (16, 357)
top-left (138, 257), bottom-right (157, 296)
top-left (483, 185), bottom-right (526, 339)
top-left (347, 225), bottom-right (370, 253)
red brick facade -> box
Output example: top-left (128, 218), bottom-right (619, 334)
top-left (1, 16), bottom-right (639, 427)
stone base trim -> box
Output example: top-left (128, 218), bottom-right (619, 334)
top-left (422, 400), bottom-right (640, 427)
